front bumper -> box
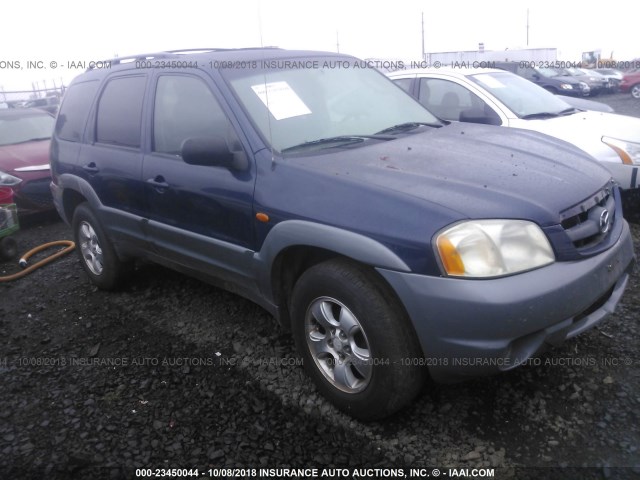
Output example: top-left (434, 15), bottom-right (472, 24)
top-left (560, 84), bottom-right (590, 96)
top-left (15, 178), bottom-right (54, 215)
top-left (378, 220), bottom-right (635, 382)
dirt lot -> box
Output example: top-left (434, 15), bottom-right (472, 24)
top-left (1, 94), bottom-right (639, 480)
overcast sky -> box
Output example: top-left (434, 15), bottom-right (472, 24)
top-left (1, 0), bottom-right (638, 93)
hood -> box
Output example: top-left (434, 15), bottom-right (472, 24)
top-left (0, 139), bottom-right (51, 172)
top-left (553, 74), bottom-right (583, 85)
top-left (510, 111), bottom-right (640, 164)
top-left (287, 123), bottom-right (611, 226)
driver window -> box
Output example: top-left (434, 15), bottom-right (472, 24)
top-left (153, 75), bottom-right (233, 155)
top-left (418, 78), bottom-right (501, 125)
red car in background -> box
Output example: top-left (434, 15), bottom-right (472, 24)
top-left (620, 69), bottom-right (640, 99)
top-left (0, 109), bottom-right (56, 215)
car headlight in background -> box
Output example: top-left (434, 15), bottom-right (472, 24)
top-left (559, 83), bottom-right (574, 90)
top-left (435, 220), bottom-right (555, 278)
top-left (602, 136), bottom-right (640, 165)
top-left (0, 171), bottom-right (22, 186)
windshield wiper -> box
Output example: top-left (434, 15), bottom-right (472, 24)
top-left (281, 135), bottom-right (394, 153)
top-left (15, 137), bottom-right (51, 144)
top-left (558, 107), bottom-right (580, 115)
top-left (375, 122), bottom-right (442, 135)
top-left (520, 112), bottom-right (561, 120)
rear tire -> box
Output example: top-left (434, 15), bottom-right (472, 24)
top-left (631, 84), bottom-right (640, 99)
top-left (290, 258), bottom-right (425, 420)
top-left (72, 203), bottom-right (132, 290)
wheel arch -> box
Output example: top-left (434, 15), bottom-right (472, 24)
top-left (61, 188), bottom-right (88, 224)
top-left (57, 173), bottom-right (103, 223)
top-left (256, 220), bottom-right (416, 336)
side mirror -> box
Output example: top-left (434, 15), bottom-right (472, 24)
top-left (459, 107), bottom-right (502, 126)
top-left (181, 136), bottom-right (248, 171)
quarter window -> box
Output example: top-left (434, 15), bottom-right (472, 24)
top-left (392, 78), bottom-right (413, 94)
top-left (56, 80), bottom-right (100, 142)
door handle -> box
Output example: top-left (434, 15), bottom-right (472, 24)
top-left (146, 176), bottom-right (169, 192)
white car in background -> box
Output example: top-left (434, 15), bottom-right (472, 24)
top-left (388, 68), bottom-right (640, 197)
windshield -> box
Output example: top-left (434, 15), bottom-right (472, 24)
top-left (536, 67), bottom-right (560, 78)
top-left (221, 57), bottom-right (439, 152)
top-left (0, 112), bottom-right (55, 146)
top-left (563, 68), bottom-right (583, 77)
top-left (469, 71), bottom-right (572, 118)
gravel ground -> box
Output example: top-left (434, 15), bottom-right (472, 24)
top-left (601, 92), bottom-right (640, 117)
top-left (1, 95), bottom-right (639, 480)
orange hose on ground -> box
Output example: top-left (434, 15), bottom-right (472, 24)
top-left (0, 240), bottom-right (75, 282)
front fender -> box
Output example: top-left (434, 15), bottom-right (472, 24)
top-left (253, 220), bottom-right (411, 301)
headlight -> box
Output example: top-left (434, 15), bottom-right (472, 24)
top-left (435, 220), bottom-right (555, 278)
top-left (560, 83), bottom-right (574, 90)
top-left (0, 171), bottom-right (22, 186)
top-left (602, 136), bottom-right (640, 165)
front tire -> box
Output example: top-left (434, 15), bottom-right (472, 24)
top-left (290, 258), bottom-right (425, 420)
top-left (631, 84), bottom-right (640, 99)
top-left (72, 203), bottom-right (132, 290)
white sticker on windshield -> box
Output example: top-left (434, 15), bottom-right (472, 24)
top-left (251, 81), bottom-right (312, 120)
top-left (474, 74), bottom-right (505, 89)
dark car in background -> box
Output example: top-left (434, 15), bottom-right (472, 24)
top-left (559, 68), bottom-right (609, 96)
top-left (0, 109), bottom-right (55, 215)
top-left (620, 69), bottom-right (640, 99)
top-left (495, 62), bottom-right (590, 97)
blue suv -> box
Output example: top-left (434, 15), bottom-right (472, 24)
top-left (50, 48), bottom-right (635, 420)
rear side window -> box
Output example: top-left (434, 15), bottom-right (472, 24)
top-left (96, 76), bottom-right (146, 148)
top-left (55, 80), bottom-right (99, 142)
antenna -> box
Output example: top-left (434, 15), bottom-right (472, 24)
top-left (336, 30), bottom-right (340, 53)
top-left (256, 0), bottom-right (276, 165)
top-left (526, 9), bottom-right (529, 47)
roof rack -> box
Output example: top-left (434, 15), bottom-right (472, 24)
top-left (88, 47), bottom-right (281, 69)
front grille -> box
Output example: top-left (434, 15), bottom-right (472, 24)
top-left (560, 185), bottom-right (616, 251)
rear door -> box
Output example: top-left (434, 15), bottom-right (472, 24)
top-left (76, 73), bottom-right (149, 245)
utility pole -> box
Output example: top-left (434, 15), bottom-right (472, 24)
top-left (421, 12), bottom-right (425, 61)
top-left (526, 9), bottom-right (529, 47)
top-left (336, 30), bottom-right (340, 53)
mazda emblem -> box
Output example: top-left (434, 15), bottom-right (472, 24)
top-left (599, 209), bottom-right (611, 234)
